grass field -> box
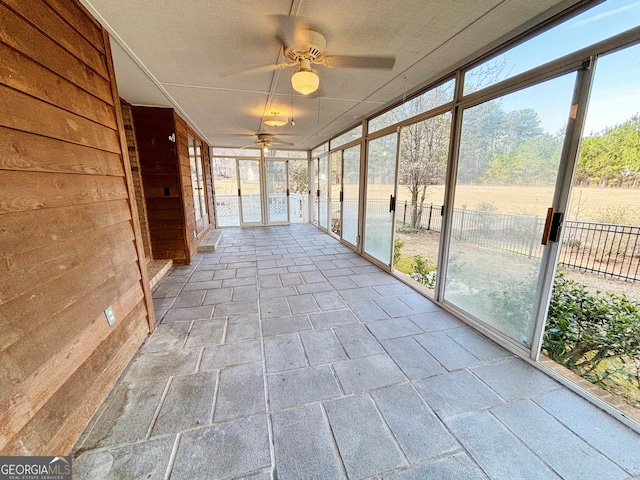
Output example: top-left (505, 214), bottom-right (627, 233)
top-left (394, 184), bottom-right (640, 225)
top-left (215, 175), bottom-right (639, 224)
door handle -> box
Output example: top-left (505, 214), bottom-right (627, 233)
top-left (541, 208), bottom-right (554, 245)
top-left (389, 195), bottom-right (396, 212)
top-left (541, 208), bottom-right (563, 245)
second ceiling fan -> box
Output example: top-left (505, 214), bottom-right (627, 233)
top-left (221, 15), bottom-right (396, 95)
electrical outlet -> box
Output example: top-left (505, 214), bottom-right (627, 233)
top-left (104, 306), bottom-right (117, 326)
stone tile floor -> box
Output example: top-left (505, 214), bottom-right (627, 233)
top-left (73, 224), bottom-right (640, 479)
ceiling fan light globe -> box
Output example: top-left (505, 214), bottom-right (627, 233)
top-left (291, 69), bottom-right (319, 95)
top-left (263, 115), bottom-right (288, 127)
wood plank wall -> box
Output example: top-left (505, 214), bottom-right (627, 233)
top-left (132, 107), bottom-right (189, 263)
top-left (0, 0), bottom-right (154, 454)
top-left (121, 101), bottom-right (153, 261)
top-left (133, 107), bottom-right (214, 264)
top-left (174, 114), bottom-right (214, 257)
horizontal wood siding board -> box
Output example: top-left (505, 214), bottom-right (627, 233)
top-left (0, 280), bottom-right (145, 454)
top-left (42, 0), bottom-right (104, 50)
top-left (13, 303), bottom-right (148, 455)
top-left (0, 257), bottom-right (142, 402)
top-left (144, 198), bottom-right (184, 212)
top-left (0, 4), bottom-right (112, 104)
top-left (3, 0), bottom-right (108, 80)
top-left (0, 44), bottom-right (116, 129)
top-left (0, 87), bottom-right (120, 153)
top-left (142, 175), bottom-right (180, 188)
top-left (0, 200), bottom-right (132, 257)
top-left (134, 106), bottom-right (188, 263)
top-left (0, 127), bottom-right (123, 176)
top-left (0, 170), bottom-right (128, 214)
top-left (0, 220), bottom-right (135, 305)
top-left (155, 251), bottom-right (188, 263)
top-left (142, 219), bottom-right (184, 230)
top-left (0, 239), bottom-right (139, 342)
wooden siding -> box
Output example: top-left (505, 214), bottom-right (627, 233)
top-left (0, 0), bottom-right (153, 455)
top-left (132, 107), bottom-right (188, 263)
top-left (121, 101), bottom-right (153, 260)
top-left (133, 108), bottom-right (213, 264)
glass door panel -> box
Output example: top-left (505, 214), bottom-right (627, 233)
top-left (266, 160), bottom-right (288, 223)
top-left (342, 145), bottom-right (361, 247)
top-left (211, 157), bottom-right (240, 226)
top-left (289, 160), bottom-right (308, 223)
top-left (188, 137), bottom-right (204, 234)
top-left (544, 45), bottom-right (640, 409)
top-left (318, 156), bottom-right (329, 230)
top-left (194, 141), bottom-right (209, 232)
top-left (311, 159), bottom-right (319, 225)
top-left (444, 73), bottom-right (577, 346)
top-left (394, 114), bottom-right (450, 295)
top-left (238, 159), bottom-right (262, 224)
top-left (330, 151), bottom-right (342, 236)
top-left (364, 133), bottom-right (398, 266)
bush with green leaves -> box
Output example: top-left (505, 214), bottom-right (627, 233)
top-left (543, 274), bottom-right (640, 403)
top-left (393, 238), bottom-right (404, 266)
top-left (409, 254), bottom-right (437, 289)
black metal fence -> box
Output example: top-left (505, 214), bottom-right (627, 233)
top-left (397, 200), bottom-right (640, 282)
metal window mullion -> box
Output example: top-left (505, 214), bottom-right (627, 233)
top-left (529, 56), bottom-right (598, 360)
top-left (435, 69), bottom-right (466, 303)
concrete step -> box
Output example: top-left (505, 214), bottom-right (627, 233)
top-left (199, 229), bottom-right (223, 252)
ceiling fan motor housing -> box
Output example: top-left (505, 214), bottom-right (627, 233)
top-left (285, 30), bottom-right (326, 61)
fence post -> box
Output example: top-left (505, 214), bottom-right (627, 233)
top-left (427, 203), bottom-right (433, 231)
top-left (528, 216), bottom-right (538, 258)
top-left (403, 200), bottom-right (407, 225)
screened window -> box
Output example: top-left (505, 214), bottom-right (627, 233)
top-left (368, 79), bottom-right (455, 133)
top-left (463, 0), bottom-right (640, 95)
top-left (311, 143), bottom-right (329, 158)
top-left (330, 125), bottom-right (362, 150)
top-left (212, 147), bottom-right (260, 157)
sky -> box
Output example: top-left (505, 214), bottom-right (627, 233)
top-left (468, 0), bottom-right (640, 134)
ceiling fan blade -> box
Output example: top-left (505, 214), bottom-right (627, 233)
top-left (322, 55), bottom-right (396, 70)
top-left (273, 140), bottom-right (295, 146)
top-left (219, 62), bottom-right (294, 78)
top-left (271, 14), bottom-right (310, 51)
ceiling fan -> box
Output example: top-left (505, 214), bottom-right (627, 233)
top-left (220, 15), bottom-right (396, 95)
top-left (241, 134), bottom-right (294, 152)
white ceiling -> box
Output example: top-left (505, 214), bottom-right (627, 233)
top-left (81, 0), bottom-right (582, 150)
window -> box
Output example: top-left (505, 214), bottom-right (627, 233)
top-left (463, 0), bottom-right (640, 95)
top-left (368, 79), bottom-right (455, 133)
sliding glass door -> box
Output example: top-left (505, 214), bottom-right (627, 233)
top-left (238, 159), bottom-right (262, 224)
top-left (443, 73), bottom-right (577, 346)
top-left (318, 156), bottom-right (329, 230)
top-left (341, 145), bottom-right (361, 247)
top-left (364, 133), bottom-right (398, 266)
top-left (266, 160), bottom-right (288, 223)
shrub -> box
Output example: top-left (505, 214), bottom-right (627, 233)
top-left (409, 255), bottom-right (437, 289)
top-left (393, 238), bottom-right (404, 265)
top-left (543, 274), bottom-right (640, 401)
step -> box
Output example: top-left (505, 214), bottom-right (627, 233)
top-left (199, 229), bottom-right (223, 252)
